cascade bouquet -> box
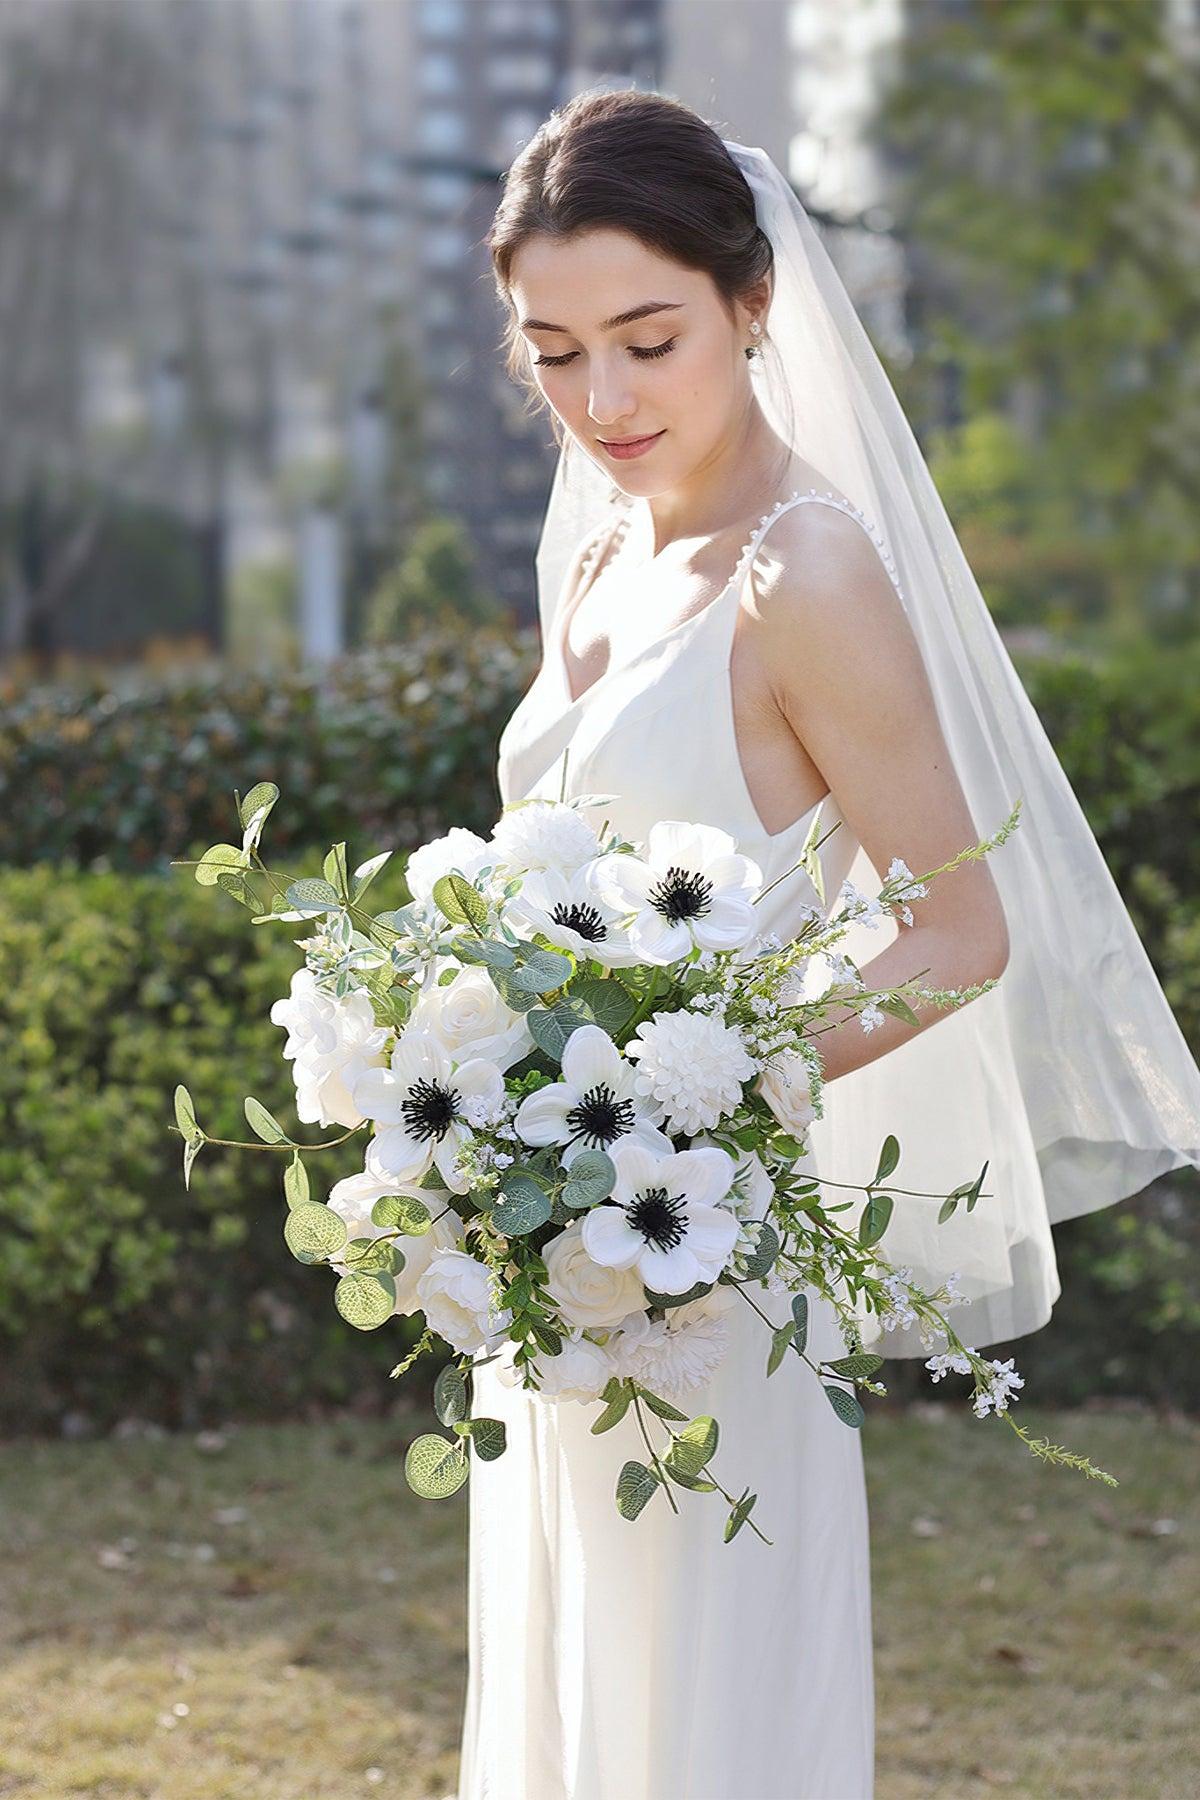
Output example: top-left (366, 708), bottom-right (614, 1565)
top-left (173, 779), bottom-right (1115, 1546)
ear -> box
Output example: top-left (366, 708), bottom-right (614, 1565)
top-left (736, 272), bottom-right (773, 334)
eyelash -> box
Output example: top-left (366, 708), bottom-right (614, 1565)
top-left (534, 337), bottom-right (679, 369)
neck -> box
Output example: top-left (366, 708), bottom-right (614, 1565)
top-left (643, 398), bottom-right (794, 556)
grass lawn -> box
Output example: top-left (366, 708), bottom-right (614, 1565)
top-left (0, 1403), bottom-right (1195, 1799)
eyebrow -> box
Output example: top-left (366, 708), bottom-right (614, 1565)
top-left (518, 301), bottom-right (685, 334)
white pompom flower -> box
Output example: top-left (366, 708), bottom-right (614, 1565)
top-left (580, 1140), bottom-right (740, 1296)
top-left (269, 968), bottom-right (389, 1128)
top-left (488, 799), bottom-right (603, 877)
top-left (585, 820), bottom-right (762, 964)
top-left (625, 1008), bottom-right (756, 1136)
top-left (513, 1023), bottom-right (674, 1169)
top-left (351, 1028), bottom-right (506, 1194)
top-left (610, 1304), bottom-right (733, 1402)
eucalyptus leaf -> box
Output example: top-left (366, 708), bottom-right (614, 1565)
top-left (825, 1352), bottom-right (884, 1380)
top-left (194, 843), bottom-right (246, 887)
top-left (791, 1291), bottom-right (809, 1353)
top-left (285, 877), bottom-right (341, 916)
top-left (561, 1147), bottom-right (616, 1210)
top-left (637, 1390), bottom-right (689, 1422)
top-left (334, 1270), bottom-right (396, 1329)
top-left (244, 1096), bottom-right (288, 1144)
top-left (371, 1193), bottom-right (431, 1235)
top-left (238, 781), bottom-right (280, 830)
top-left (527, 1001), bottom-right (590, 1062)
top-left (183, 1135), bottom-right (203, 1191)
top-left (858, 1192), bottom-right (894, 1247)
top-left (823, 1383), bottom-right (865, 1429)
top-left (434, 1362), bottom-right (470, 1426)
top-left (463, 1416), bottom-right (507, 1461)
top-left (404, 1433), bottom-right (469, 1499)
top-left (615, 1459), bottom-right (659, 1521)
top-left (571, 976), bottom-right (635, 1032)
top-left (873, 1134), bottom-right (901, 1184)
top-left (739, 1219), bottom-right (780, 1282)
top-left (510, 948), bottom-right (574, 993)
top-left (491, 1175), bottom-right (552, 1237)
top-left (590, 1390), bottom-right (632, 1434)
top-left (283, 1154), bottom-right (309, 1209)
top-left (724, 1490), bottom-right (758, 1542)
top-left (767, 1321), bottom-right (795, 1376)
top-left (173, 1084), bottom-right (201, 1145)
top-left (352, 850), bottom-right (392, 901)
top-left (283, 1202), bottom-right (348, 1264)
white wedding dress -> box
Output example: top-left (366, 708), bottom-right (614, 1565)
top-left (457, 490), bottom-right (884, 1800)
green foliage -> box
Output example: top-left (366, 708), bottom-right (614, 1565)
top-left (0, 625), bottom-right (535, 871)
top-left (877, 1), bottom-right (1200, 641)
top-left (0, 863), bottom-right (419, 1434)
top-left (363, 516), bottom-right (508, 643)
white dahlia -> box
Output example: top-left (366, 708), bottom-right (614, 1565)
top-left (625, 1008), bottom-right (756, 1136)
top-left (488, 799), bottom-right (603, 878)
top-left (585, 819), bottom-right (762, 964)
top-left (613, 1307), bottom-right (732, 1402)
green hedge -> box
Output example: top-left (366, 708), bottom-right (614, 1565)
top-left (0, 861), bottom-right (432, 1435)
top-left (0, 635), bottom-right (1196, 1429)
top-left (0, 627), bottom-right (534, 872)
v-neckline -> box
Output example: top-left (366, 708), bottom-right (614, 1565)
top-left (551, 491), bottom-right (805, 713)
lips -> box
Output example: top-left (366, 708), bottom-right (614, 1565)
top-left (598, 430), bottom-right (666, 460)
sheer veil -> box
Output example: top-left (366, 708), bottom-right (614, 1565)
top-left (532, 136), bottom-right (1200, 1355)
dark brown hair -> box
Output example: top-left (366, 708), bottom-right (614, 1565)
top-left (487, 87), bottom-right (774, 444)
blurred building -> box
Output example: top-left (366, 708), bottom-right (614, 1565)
top-left (0, 0), bottom-right (913, 660)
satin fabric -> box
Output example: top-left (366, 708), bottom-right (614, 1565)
top-left (456, 493), bottom-right (880, 1800)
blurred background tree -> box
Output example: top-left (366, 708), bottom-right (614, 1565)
top-left (876, 0), bottom-right (1200, 646)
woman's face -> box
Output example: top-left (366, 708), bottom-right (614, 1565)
top-left (508, 227), bottom-right (760, 494)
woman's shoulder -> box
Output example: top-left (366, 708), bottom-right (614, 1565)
top-left (745, 475), bottom-right (904, 617)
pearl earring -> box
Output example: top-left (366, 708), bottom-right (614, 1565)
top-left (747, 319), bottom-right (763, 359)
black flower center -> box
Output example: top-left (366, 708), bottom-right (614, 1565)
top-left (628, 1184), bottom-right (687, 1251)
top-left (401, 1076), bottom-right (459, 1141)
top-left (565, 1082), bottom-right (635, 1148)
top-left (550, 900), bottom-right (608, 943)
top-left (648, 863), bottom-right (712, 924)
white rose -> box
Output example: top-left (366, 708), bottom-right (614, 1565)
top-left (415, 1250), bottom-right (511, 1354)
top-left (410, 962), bottom-right (534, 1073)
top-left (495, 1329), bottom-right (616, 1403)
top-left (403, 829), bottom-right (494, 906)
top-left (326, 1170), bottom-right (464, 1315)
top-left (542, 1219), bottom-right (647, 1329)
top-left (754, 1047), bottom-right (820, 1139)
top-left (270, 970), bottom-right (389, 1129)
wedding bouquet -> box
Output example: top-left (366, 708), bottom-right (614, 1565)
top-left (173, 779), bottom-right (1115, 1546)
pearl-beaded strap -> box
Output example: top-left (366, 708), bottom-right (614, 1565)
top-left (728, 486), bottom-right (905, 603)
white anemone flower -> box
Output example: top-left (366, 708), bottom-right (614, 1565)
top-left (513, 1023), bottom-right (674, 1169)
top-left (489, 799), bottom-right (603, 877)
top-left (585, 820), bottom-right (762, 965)
top-left (580, 1139), bottom-right (740, 1295)
top-left (351, 1028), bottom-right (506, 1194)
top-left (402, 827), bottom-right (496, 906)
top-left (505, 859), bottom-right (642, 970)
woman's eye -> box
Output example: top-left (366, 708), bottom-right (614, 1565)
top-left (533, 338), bottom-right (679, 369)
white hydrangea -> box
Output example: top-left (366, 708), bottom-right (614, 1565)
top-left (625, 1008), bottom-right (756, 1135)
top-left (269, 968), bottom-right (388, 1128)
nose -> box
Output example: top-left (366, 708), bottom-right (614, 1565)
top-left (587, 361), bottom-right (637, 431)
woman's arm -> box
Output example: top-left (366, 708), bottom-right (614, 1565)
top-left (748, 502), bottom-right (1010, 1086)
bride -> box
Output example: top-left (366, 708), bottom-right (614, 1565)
top-left (455, 88), bottom-right (1200, 1800)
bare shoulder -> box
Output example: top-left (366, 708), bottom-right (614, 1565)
top-left (743, 497), bottom-right (902, 629)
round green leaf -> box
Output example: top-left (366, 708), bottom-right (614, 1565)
top-left (491, 1175), bottom-right (552, 1237)
top-left (404, 1433), bottom-right (469, 1499)
top-left (334, 1270), bottom-right (396, 1329)
top-left (283, 1202), bottom-right (347, 1264)
top-left (195, 844), bottom-right (246, 887)
top-left (434, 1362), bottom-right (470, 1427)
top-left (371, 1194), bottom-right (431, 1234)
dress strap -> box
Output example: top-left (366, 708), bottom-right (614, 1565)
top-left (727, 487), bottom-right (905, 604)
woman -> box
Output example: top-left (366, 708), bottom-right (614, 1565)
top-left (456, 89), bottom-right (1200, 1800)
